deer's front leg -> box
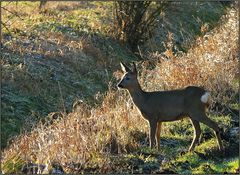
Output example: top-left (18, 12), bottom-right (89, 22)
top-left (156, 122), bottom-right (162, 151)
top-left (149, 120), bottom-right (157, 149)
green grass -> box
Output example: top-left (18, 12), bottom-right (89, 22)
top-left (1, 1), bottom-right (134, 149)
top-left (1, 2), bottom-right (140, 148)
top-left (146, 2), bottom-right (228, 53)
top-left (160, 145), bottom-right (239, 174)
top-left (1, 154), bottom-right (25, 174)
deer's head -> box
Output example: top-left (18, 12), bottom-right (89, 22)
top-left (117, 62), bottom-right (138, 91)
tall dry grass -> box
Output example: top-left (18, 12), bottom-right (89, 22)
top-left (2, 7), bottom-right (238, 174)
top-left (2, 90), bottom-right (147, 173)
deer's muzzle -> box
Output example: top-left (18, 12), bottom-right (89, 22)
top-left (117, 83), bottom-right (123, 88)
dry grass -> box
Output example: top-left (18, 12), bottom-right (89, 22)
top-left (2, 6), bottom-right (238, 174)
top-left (2, 90), bottom-right (147, 173)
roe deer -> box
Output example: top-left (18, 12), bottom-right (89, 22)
top-left (117, 62), bottom-right (223, 151)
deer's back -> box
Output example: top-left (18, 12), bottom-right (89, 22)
top-left (139, 86), bottom-right (206, 121)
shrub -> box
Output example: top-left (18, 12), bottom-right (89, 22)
top-left (113, 1), bottom-right (169, 52)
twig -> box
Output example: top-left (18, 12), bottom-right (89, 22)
top-left (137, 45), bottom-right (144, 60)
top-left (1, 6), bottom-right (24, 21)
top-left (1, 21), bottom-right (12, 35)
top-left (0, 1), bottom-right (2, 46)
top-left (58, 81), bottom-right (66, 115)
top-left (1, 4), bottom-right (25, 38)
top-left (1, 2), bottom-right (12, 8)
top-left (225, 105), bottom-right (238, 118)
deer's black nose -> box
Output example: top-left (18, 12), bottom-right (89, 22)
top-left (117, 83), bottom-right (123, 88)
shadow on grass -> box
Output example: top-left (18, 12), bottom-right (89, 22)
top-left (1, 23), bottom-right (135, 149)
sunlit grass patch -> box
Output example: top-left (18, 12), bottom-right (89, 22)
top-left (2, 1), bottom-right (113, 36)
top-left (212, 158), bottom-right (239, 173)
top-left (2, 154), bottom-right (25, 174)
top-left (195, 138), bottom-right (220, 154)
top-left (160, 152), bottom-right (199, 174)
top-left (161, 148), bottom-right (238, 174)
top-left (192, 158), bottom-right (239, 174)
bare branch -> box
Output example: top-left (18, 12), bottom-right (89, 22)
top-left (114, 1), bottom-right (169, 52)
top-left (1, 21), bottom-right (12, 35)
top-left (1, 6), bottom-right (24, 21)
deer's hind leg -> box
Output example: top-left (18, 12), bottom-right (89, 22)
top-left (155, 122), bottom-right (162, 151)
top-left (190, 111), bottom-right (223, 151)
top-left (189, 119), bottom-right (201, 151)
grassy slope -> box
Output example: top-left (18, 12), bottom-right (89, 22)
top-left (145, 2), bottom-right (227, 53)
top-left (1, 1), bottom-right (228, 149)
top-left (1, 1), bottom-right (239, 174)
top-left (1, 1), bottom-right (135, 148)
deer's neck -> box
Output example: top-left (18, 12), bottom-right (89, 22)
top-left (128, 83), bottom-right (145, 109)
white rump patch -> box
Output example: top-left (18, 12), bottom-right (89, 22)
top-left (201, 92), bottom-right (210, 103)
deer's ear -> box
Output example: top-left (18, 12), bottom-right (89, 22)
top-left (120, 62), bottom-right (130, 72)
top-left (132, 62), bottom-right (137, 75)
